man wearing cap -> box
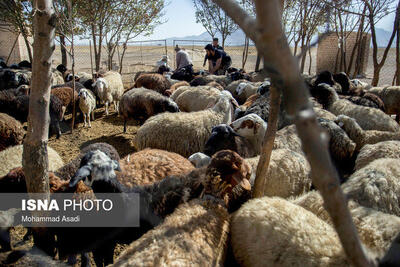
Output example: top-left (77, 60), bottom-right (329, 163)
top-left (203, 38), bottom-right (223, 67)
top-left (204, 44), bottom-right (232, 75)
top-left (175, 45), bottom-right (192, 71)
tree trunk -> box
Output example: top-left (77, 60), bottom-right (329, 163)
top-left (308, 45), bottom-right (312, 74)
top-left (252, 85), bottom-right (281, 197)
top-left (60, 35), bottom-right (67, 66)
top-left (22, 0), bottom-right (55, 256)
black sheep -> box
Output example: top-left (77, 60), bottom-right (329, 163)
top-left (204, 124), bottom-right (256, 158)
top-left (0, 70), bottom-right (19, 90)
top-left (18, 60), bottom-right (32, 69)
top-left (0, 95), bottom-right (63, 138)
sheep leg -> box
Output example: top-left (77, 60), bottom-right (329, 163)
top-left (91, 110), bottom-right (95, 121)
top-left (67, 255), bottom-right (77, 265)
top-left (396, 114), bottom-right (399, 123)
top-left (123, 119), bottom-right (127, 133)
top-left (87, 113), bottom-right (91, 128)
top-left (83, 113), bottom-right (87, 128)
top-left (105, 102), bottom-right (109, 116)
top-left (61, 106), bottom-right (66, 120)
top-left (114, 101), bottom-right (119, 115)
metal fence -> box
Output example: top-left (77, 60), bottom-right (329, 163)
top-left (0, 35), bottom-right (395, 87)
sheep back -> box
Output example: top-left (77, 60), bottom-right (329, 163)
top-left (343, 158), bottom-right (400, 216)
top-left (117, 148), bottom-right (194, 188)
top-left (368, 86), bottom-right (400, 115)
top-left (355, 141), bottom-right (400, 170)
top-left (329, 99), bottom-right (400, 132)
top-left (262, 148), bottom-right (311, 198)
top-left (0, 113), bottom-right (25, 152)
top-left (102, 71), bottom-right (124, 101)
top-left (51, 87), bottom-right (78, 108)
top-left (0, 145), bottom-right (64, 177)
top-left (134, 73), bottom-right (170, 95)
top-left (292, 191), bottom-right (400, 257)
top-left (111, 199), bottom-right (229, 267)
top-left (231, 197), bottom-right (348, 267)
top-left (164, 81), bottom-right (189, 96)
top-left (175, 87), bottom-right (221, 112)
top-left (119, 88), bottom-right (178, 122)
top-left (135, 109), bottom-right (224, 157)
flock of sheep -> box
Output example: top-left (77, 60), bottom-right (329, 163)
top-left (0, 57), bottom-right (400, 266)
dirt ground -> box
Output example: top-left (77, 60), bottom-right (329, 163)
top-left (0, 104), bottom-right (141, 266)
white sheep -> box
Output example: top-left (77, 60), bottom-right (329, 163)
top-left (312, 83), bottom-right (400, 132)
top-left (231, 197), bottom-right (349, 266)
top-left (335, 114), bottom-right (400, 151)
top-left (235, 82), bottom-right (258, 104)
top-left (92, 71), bottom-right (124, 116)
top-left (170, 85), bottom-right (218, 101)
top-left (111, 199), bottom-right (230, 267)
top-left (0, 145), bottom-right (64, 177)
top-left (246, 149), bottom-right (311, 198)
top-left (135, 91), bottom-right (237, 158)
top-left (355, 141), bottom-right (400, 170)
top-left (78, 89), bottom-right (96, 128)
top-left (230, 114), bottom-right (267, 155)
top-left (174, 86), bottom-right (221, 112)
top-left (188, 152), bottom-right (211, 168)
top-left (368, 86), bottom-right (400, 121)
top-left (292, 191), bottom-right (400, 257)
top-left (343, 158), bottom-right (400, 217)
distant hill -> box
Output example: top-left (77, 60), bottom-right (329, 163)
top-left (168, 27), bottom-right (395, 48)
top-left (375, 28), bottom-right (396, 48)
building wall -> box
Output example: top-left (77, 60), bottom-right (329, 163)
top-left (316, 32), bottom-right (371, 77)
top-left (0, 23), bottom-right (31, 64)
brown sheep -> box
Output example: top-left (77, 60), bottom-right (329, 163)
top-left (116, 148), bottom-right (195, 188)
top-left (111, 150), bottom-right (252, 267)
top-left (51, 87), bottom-right (79, 119)
top-left (0, 113), bottom-right (25, 152)
top-left (119, 88), bottom-right (179, 132)
top-left (164, 81), bottom-right (189, 96)
top-left (206, 81), bottom-right (225, 91)
top-left (134, 73), bottom-right (171, 95)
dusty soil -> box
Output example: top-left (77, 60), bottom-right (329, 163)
top-left (0, 104), bottom-right (140, 266)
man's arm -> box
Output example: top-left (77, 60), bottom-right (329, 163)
top-left (208, 59), bottom-right (213, 73)
top-left (213, 58), bottom-right (222, 73)
top-left (203, 54), bottom-right (208, 67)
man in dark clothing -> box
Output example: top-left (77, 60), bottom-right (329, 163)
top-left (204, 44), bottom-right (232, 75)
top-left (203, 38), bottom-right (223, 67)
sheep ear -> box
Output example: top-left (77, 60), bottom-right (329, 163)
top-left (112, 160), bottom-right (121, 172)
top-left (69, 165), bottom-right (92, 188)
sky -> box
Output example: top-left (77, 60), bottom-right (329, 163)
top-left (138, 0), bottom-right (205, 40)
top-left (139, 0), bottom-right (396, 40)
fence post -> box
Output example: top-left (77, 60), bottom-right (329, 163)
top-left (89, 40), bottom-right (94, 78)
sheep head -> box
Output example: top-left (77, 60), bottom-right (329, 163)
top-left (204, 124), bottom-right (241, 157)
top-left (204, 150), bottom-right (252, 212)
top-left (311, 83), bottom-right (339, 109)
top-left (92, 78), bottom-right (108, 95)
top-left (69, 150), bottom-right (121, 191)
top-left (236, 82), bottom-right (248, 96)
top-left (230, 113), bottom-right (267, 140)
